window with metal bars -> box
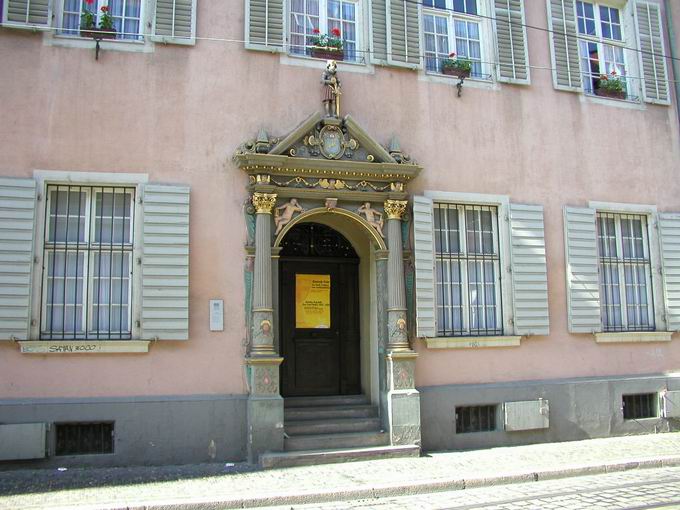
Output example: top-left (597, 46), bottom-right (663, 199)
top-left (622, 393), bottom-right (658, 420)
top-left (455, 405), bottom-right (496, 433)
top-left (40, 185), bottom-right (135, 340)
top-left (55, 422), bottom-right (114, 455)
top-left (596, 212), bottom-right (655, 332)
top-left (433, 203), bottom-right (503, 337)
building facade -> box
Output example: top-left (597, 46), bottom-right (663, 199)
top-left (1, 0), bottom-right (680, 467)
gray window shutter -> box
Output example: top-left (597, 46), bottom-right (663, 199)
top-left (564, 207), bottom-right (601, 333)
top-left (386, 0), bottom-right (421, 69)
top-left (494, 0), bottom-right (530, 84)
top-left (141, 184), bottom-right (190, 340)
top-left (0, 178), bottom-right (36, 341)
top-left (659, 213), bottom-right (680, 331)
top-left (151, 0), bottom-right (197, 45)
top-left (547, 0), bottom-right (582, 91)
top-left (509, 204), bottom-right (549, 336)
top-left (245, 0), bottom-right (284, 52)
top-left (413, 195), bottom-right (435, 338)
top-left (370, 0), bottom-right (389, 64)
top-left (4, 0), bottom-right (50, 28)
top-left (634, 1), bottom-right (670, 105)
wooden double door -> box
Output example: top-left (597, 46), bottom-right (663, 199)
top-left (279, 259), bottom-right (361, 397)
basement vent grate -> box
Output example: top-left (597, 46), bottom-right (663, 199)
top-left (55, 422), bottom-right (114, 456)
top-left (623, 393), bottom-right (658, 420)
top-left (455, 405), bottom-right (496, 433)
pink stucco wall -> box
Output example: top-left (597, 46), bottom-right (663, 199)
top-left (0, 0), bottom-right (679, 398)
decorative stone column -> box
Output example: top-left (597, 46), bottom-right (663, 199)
top-left (383, 199), bottom-right (421, 447)
top-left (246, 192), bottom-right (284, 464)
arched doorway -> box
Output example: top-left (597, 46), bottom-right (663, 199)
top-left (279, 222), bottom-right (360, 397)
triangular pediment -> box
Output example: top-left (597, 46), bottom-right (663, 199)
top-left (234, 112), bottom-right (418, 168)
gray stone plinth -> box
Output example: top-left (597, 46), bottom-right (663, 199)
top-left (385, 352), bottom-right (421, 446)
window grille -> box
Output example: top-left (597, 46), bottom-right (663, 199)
top-left (455, 405), bottom-right (496, 433)
top-left (55, 422), bottom-right (114, 456)
top-left (596, 212), bottom-right (655, 332)
top-left (40, 185), bottom-right (135, 340)
top-left (623, 393), bottom-right (658, 420)
top-left (434, 203), bottom-right (503, 337)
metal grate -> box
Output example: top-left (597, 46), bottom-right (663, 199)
top-left (40, 185), bottom-right (135, 340)
top-left (434, 204), bottom-right (503, 337)
top-left (55, 422), bottom-right (114, 456)
top-left (596, 212), bottom-right (655, 332)
top-left (623, 393), bottom-right (658, 420)
top-left (455, 405), bottom-right (497, 433)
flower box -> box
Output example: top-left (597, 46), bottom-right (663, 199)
top-left (442, 66), bottom-right (471, 78)
top-left (80, 27), bottom-right (117, 40)
top-left (310, 47), bottom-right (344, 61)
top-left (595, 88), bottom-right (626, 100)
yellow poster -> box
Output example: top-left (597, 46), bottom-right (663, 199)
top-left (295, 274), bottom-right (331, 329)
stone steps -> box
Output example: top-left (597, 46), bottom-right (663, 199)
top-left (284, 395), bottom-right (370, 408)
top-left (285, 430), bottom-right (390, 451)
top-left (285, 417), bottom-right (382, 435)
top-left (284, 404), bottom-right (378, 421)
top-left (260, 444), bottom-right (420, 469)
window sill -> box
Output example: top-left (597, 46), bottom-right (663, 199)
top-left (280, 53), bottom-right (372, 74)
top-left (45, 33), bottom-right (153, 54)
top-left (580, 92), bottom-right (643, 110)
top-left (423, 335), bottom-right (521, 349)
top-left (18, 340), bottom-right (150, 354)
top-left (420, 71), bottom-right (497, 91)
top-left (594, 331), bottom-right (672, 344)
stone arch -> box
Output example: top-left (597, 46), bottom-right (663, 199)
top-left (273, 207), bottom-right (387, 251)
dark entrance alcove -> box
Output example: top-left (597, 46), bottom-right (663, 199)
top-left (279, 223), bottom-right (361, 397)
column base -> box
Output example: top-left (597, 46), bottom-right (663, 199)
top-left (385, 350), bottom-right (421, 446)
top-left (246, 356), bottom-right (284, 464)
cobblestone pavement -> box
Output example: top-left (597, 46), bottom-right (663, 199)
top-left (269, 466), bottom-right (680, 510)
top-left (1, 433), bottom-right (680, 509)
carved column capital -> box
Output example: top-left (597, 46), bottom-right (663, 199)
top-left (384, 199), bottom-right (408, 220)
top-left (252, 193), bottom-right (277, 214)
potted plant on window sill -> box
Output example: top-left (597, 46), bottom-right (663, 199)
top-left (309, 27), bottom-right (344, 61)
top-left (595, 70), bottom-right (626, 100)
top-left (80, 1), bottom-right (117, 40)
top-left (441, 52), bottom-right (472, 78)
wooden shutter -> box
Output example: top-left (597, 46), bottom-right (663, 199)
top-left (563, 207), bottom-right (601, 333)
top-left (0, 178), bottom-right (36, 341)
top-left (245, 0), bottom-right (284, 52)
top-left (141, 185), bottom-right (190, 340)
top-left (4, 0), bottom-right (49, 28)
top-left (509, 204), bottom-right (549, 336)
top-left (151, 0), bottom-right (197, 45)
top-left (659, 213), bottom-right (680, 331)
top-left (386, 0), bottom-right (421, 69)
top-left (370, 0), bottom-right (389, 64)
top-left (494, 0), bottom-right (530, 84)
top-left (413, 195), bottom-right (436, 338)
top-left (547, 0), bottom-right (582, 91)
top-left (634, 1), bottom-right (670, 105)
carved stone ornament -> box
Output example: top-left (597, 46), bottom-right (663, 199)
top-left (252, 192), bottom-right (277, 214)
top-left (305, 124), bottom-right (359, 160)
top-left (274, 198), bottom-right (304, 236)
top-left (384, 199), bottom-right (408, 220)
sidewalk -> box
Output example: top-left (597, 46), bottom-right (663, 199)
top-left (2, 433), bottom-right (680, 510)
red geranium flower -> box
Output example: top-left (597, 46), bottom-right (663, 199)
top-left (312, 28), bottom-right (320, 34)
top-left (101, 5), bottom-right (108, 12)
top-left (331, 27), bottom-right (341, 37)
top-left (449, 51), bottom-right (456, 57)
top-left (85, 0), bottom-right (94, 4)
top-left (611, 69), bottom-right (617, 76)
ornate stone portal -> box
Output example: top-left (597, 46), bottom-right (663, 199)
top-left (233, 65), bottom-right (423, 463)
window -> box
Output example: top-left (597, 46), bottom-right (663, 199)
top-left (456, 405), bottom-right (496, 433)
top-left (55, 422), bottom-right (114, 455)
top-left (433, 203), bottom-right (503, 337)
top-left (622, 393), bottom-right (658, 420)
top-left (41, 185), bottom-right (135, 340)
top-left (423, 0), bottom-right (485, 77)
top-left (596, 212), bottom-right (654, 332)
top-left (289, 0), bottom-right (361, 62)
top-left (60, 0), bottom-right (143, 40)
top-left (576, 1), bottom-right (629, 97)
